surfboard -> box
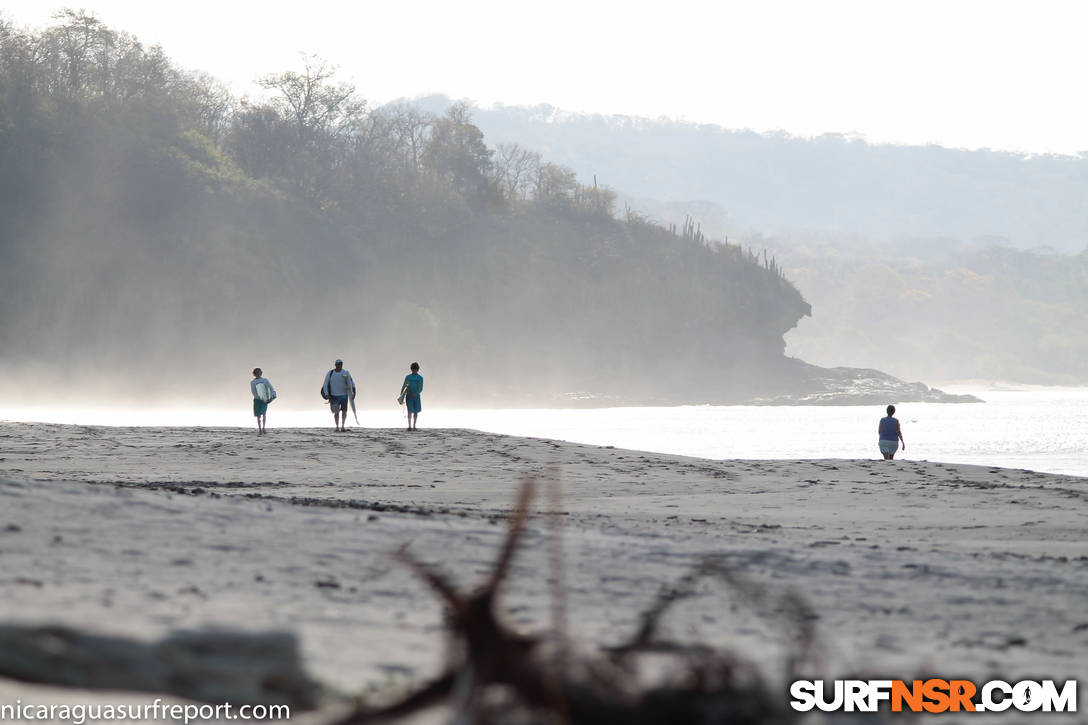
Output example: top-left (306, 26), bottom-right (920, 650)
top-left (338, 372), bottom-right (358, 424)
top-left (255, 381), bottom-right (273, 403)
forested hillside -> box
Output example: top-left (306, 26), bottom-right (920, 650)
top-left (0, 12), bottom-right (811, 406)
top-left (428, 96), bottom-right (1088, 253)
top-left (421, 96), bottom-right (1088, 384)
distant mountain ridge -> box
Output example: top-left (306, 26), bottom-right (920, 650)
top-left (410, 95), bottom-right (1088, 253)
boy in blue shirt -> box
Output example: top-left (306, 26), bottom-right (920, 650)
top-left (398, 362), bottom-right (424, 431)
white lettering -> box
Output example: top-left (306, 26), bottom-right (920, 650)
top-left (789, 680), bottom-right (817, 711)
top-left (1041, 680), bottom-right (1077, 712)
top-left (868, 680), bottom-right (893, 710)
top-left (1014, 680), bottom-right (1043, 712)
top-left (845, 680), bottom-right (868, 712)
top-left (982, 680), bottom-right (1012, 712)
top-left (816, 680), bottom-right (844, 712)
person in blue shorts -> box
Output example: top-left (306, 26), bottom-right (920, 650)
top-left (250, 368), bottom-right (276, 435)
top-left (398, 362), bottom-right (424, 431)
top-left (878, 404), bottom-right (905, 459)
top-left (322, 359), bottom-right (356, 432)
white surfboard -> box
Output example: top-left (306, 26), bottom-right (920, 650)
top-left (255, 381), bottom-right (273, 403)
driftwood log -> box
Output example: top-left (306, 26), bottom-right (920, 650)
top-left (0, 626), bottom-right (320, 709)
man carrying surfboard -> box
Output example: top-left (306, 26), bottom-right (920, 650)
top-left (322, 358), bottom-right (357, 432)
top-left (250, 368), bottom-right (277, 435)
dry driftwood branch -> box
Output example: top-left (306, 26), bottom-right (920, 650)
top-left (332, 478), bottom-right (816, 725)
top-left (608, 556), bottom-right (821, 682)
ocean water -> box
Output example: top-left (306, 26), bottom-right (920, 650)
top-left (427, 387), bottom-right (1088, 478)
top-left (3, 387), bottom-right (1086, 478)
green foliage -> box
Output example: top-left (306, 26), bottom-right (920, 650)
top-left (0, 13), bottom-right (810, 401)
top-left (168, 129), bottom-right (276, 200)
top-left (423, 102), bottom-right (493, 205)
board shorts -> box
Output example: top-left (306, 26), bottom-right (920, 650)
top-left (330, 394), bottom-right (349, 412)
top-left (405, 393), bottom-right (421, 414)
top-left (253, 399), bottom-right (268, 417)
top-left (879, 440), bottom-right (899, 455)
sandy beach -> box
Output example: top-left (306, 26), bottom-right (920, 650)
top-left (0, 421), bottom-right (1085, 722)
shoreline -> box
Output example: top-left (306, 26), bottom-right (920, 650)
top-left (4, 395), bottom-right (1086, 480)
top-left (1, 423), bottom-right (1086, 718)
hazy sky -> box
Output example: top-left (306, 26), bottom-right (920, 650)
top-left (4, 0), bottom-right (1087, 155)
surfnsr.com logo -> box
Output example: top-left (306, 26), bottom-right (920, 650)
top-left (790, 679), bottom-right (1078, 713)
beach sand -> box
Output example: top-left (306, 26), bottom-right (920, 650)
top-left (0, 421), bottom-right (1085, 721)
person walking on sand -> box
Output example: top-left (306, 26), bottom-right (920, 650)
top-left (878, 404), bottom-right (905, 460)
top-left (398, 362), bottom-right (424, 431)
top-left (322, 359), bottom-right (356, 432)
top-left (250, 368), bottom-right (276, 435)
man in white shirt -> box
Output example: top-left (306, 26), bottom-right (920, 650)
top-left (322, 358), bottom-right (356, 432)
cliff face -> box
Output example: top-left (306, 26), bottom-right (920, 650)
top-left (439, 209), bottom-right (813, 403)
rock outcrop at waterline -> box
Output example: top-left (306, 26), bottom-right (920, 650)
top-left (553, 360), bottom-right (980, 407)
top-left (746, 362), bottom-right (983, 405)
